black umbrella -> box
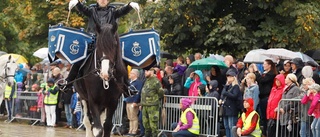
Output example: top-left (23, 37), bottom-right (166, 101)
top-left (160, 51), bottom-right (177, 59)
top-left (305, 49), bottom-right (320, 60)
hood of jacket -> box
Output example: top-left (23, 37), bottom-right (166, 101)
top-left (272, 74), bottom-right (285, 89)
top-left (194, 70), bottom-right (207, 85)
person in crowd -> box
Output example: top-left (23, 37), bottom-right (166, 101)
top-left (205, 65), bottom-right (224, 94)
top-left (253, 59), bottom-right (277, 136)
top-left (243, 73), bottom-right (259, 110)
top-left (184, 70), bottom-right (207, 97)
top-left (43, 78), bottom-right (59, 127)
top-left (232, 98), bottom-right (262, 137)
top-left (24, 73), bottom-right (33, 91)
top-left (164, 73), bottom-right (183, 96)
top-left (182, 54), bottom-right (195, 96)
top-left (290, 58), bottom-right (305, 85)
top-left (206, 80), bottom-right (220, 100)
top-left (219, 70), bottom-right (242, 137)
top-left (239, 69), bottom-right (249, 93)
top-left (162, 66), bottom-right (174, 90)
top-left (275, 57), bottom-right (284, 73)
top-left (174, 56), bottom-right (187, 76)
top-left (171, 98), bottom-right (200, 137)
top-left (36, 83), bottom-right (46, 126)
top-left (30, 67), bottom-right (38, 85)
top-left (302, 66), bottom-right (314, 79)
top-left (297, 78), bottom-right (315, 137)
top-left (278, 74), bottom-right (301, 137)
top-left (266, 74), bottom-right (285, 137)
top-left (140, 68), bottom-right (164, 137)
top-left (224, 55), bottom-right (237, 74)
top-left (4, 80), bottom-right (16, 122)
top-left (62, 87), bottom-right (73, 129)
top-left (165, 59), bottom-right (174, 68)
top-left (236, 61), bottom-right (246, 81)
top-left (247, 64), bottom-right (255, 74)
top-left (301, 83), bottom-right (320, 137)
top-left (306, 61), bottom-right (320, 84)
top-left (279, 60), bottom-right (291, 77)
top-left (197, 84), bottom-right (206, 97)
top-left (194, 53), bottom-right (202, 60)
top-left (71, 88), bottom-right (82, 128)
top-left (125, 69), bottom-right (143, 136)
top-left (50, 67), bottom-right (63, 126)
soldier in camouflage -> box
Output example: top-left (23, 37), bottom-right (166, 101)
top-left (140, 68), bottom-right (164, 137)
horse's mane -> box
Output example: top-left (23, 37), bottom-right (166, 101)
top-left (95, 24), bottom-right (127, 78)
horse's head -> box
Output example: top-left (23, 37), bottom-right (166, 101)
top-left (2, 55), bottom-right (18, 86)
top-left (94, 24), bottom-right (128, 90)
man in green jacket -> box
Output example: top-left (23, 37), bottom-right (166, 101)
top-left (140, 68), bottom-right (164, 137)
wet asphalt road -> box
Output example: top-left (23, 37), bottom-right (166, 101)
top-left (0, 119), bottom-right (121, 137)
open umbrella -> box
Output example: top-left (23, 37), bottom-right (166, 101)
top-left (262, 48), bottom-right (299, 60)
top-left (244, 49), bottom-right (274, 63)
top-left (189, 57), bottom-right (228, 70)
top-left (209, 54), bottom-right (225, 61)
top-left (0, 51), bottom-right (7, 56)
top-left (305, 49), bottom-right (320, 60)
top-left (0, 53), bottom-right (28, 64)
top-left (296, 52), bottom-right (319, 66)
top-left (33, 47), bottom-right (48, 59)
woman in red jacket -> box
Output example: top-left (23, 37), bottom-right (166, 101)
top-left (266, 74), bottom-right (285, 137)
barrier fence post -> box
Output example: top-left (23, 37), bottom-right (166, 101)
top-left (8, 92), bottom-right (41, 125)
top-left (158, 95), bottom-right (219, 137)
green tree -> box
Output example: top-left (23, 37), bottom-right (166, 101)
top-left (138, 0), bottom-right (320, 58)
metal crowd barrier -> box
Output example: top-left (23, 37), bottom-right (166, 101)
top-left (276, 98), bottom-right (314, 137)
top-left (8, 91), bottom-right (41, 125)
top-left (76, 94), bottom-right (124, 133)
top-left (158, 95), bottom-right (219, 137)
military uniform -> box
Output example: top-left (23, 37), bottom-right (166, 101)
top-left (141, 76), bottom-right (163, 137)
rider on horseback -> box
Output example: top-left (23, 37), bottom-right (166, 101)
top-left (61, 0), bottom-right (140, 90)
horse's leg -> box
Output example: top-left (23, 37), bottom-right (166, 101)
top-left (100, 109), bottom-right (107, 136)
top-left (103, 104), bottom-right (117, 137)
top-left (88, 102), bottom-right (103, 137)
top-left (0, 93), bottom-right (3, 111)
top-left (82, 100), bottom-right (94, 137)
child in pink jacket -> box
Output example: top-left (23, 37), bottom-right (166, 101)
top-left (301, 84), bottom-right (320, 137)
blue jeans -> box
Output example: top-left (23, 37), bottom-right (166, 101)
top-left (5, 99), bottom-right (13, 120)
top-left (139, 110), bottom-right (145, 135)
top-left (311, 118), bottom-right (320, 137)
top-left (223, 116), bottom-right (238, 137)
top-left (300, 121), bottom-right (312, 137)
top-left (64, 104), bottom-right (72, 126)
top-left (171, 123), bottom-right (198, 137)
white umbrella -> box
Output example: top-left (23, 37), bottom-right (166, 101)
top-left (33, 47), bottom-right (48, 59)
top-left (296, 52), bottom-right (319, 66)
top-left (244, 49), bottom-right (274, 63)
top-left (209, 54), bottom-right (225, 61)
top-left (262, 48), bottom-right (299, 60)
top-left (0, 51), bottom-right (7, 56)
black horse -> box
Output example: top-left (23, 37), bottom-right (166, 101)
top-left (74, 24), bottom-right (128, 137)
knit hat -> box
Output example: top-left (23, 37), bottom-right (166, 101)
top-left (209, 80), bottom-right (218, 89)
top-left (244, 98), bottom-right (254, 107)
top-left (181, 98), bottom-right (192, 108)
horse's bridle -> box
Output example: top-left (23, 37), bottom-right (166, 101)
top-left (0, 61), bottom-right (15, 83)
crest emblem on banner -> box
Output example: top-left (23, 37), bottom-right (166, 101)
top-left (131, 42), bottom-right (142, 57)
top-left (70, 40), bottom-right (80, 55)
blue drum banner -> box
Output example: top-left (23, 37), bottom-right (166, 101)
top-left (120, 29), bottom-right (160, 67)
top-left (48, 24), bottom-right (94, 64)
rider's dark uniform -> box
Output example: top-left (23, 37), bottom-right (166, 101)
top-left (64, 2), bottom-right (133, 87)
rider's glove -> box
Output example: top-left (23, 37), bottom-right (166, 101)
top-left (69, 0), bottom-right (79, 10)
top-left (129, 2), bottom-right (140, 12)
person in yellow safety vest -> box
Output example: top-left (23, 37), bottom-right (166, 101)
top-left (4, 80), bottom-right (17, 121)
top-left (43, 78), bottom-right (59, 127)
top-left (232, 98), bottom-right (262, 137)
top-left (172, 98), bottom-right (200, 137)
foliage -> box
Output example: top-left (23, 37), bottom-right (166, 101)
top-left (1, 0), bottom-right (320, 64)
top-left (137, 0), bottom-right (320, 58)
